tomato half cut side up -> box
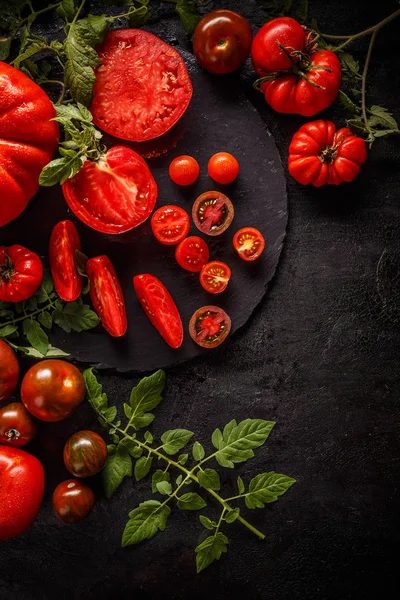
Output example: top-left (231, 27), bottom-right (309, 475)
top-left (133, 274), bottom-right (183, 349)
top-left (189, 306), bottom-right (231, 349)
top-left (87, 256), bottom-right (127, 337)
top-left (151, 205), bottom-right (190, 245)
top-left (175, 236), bottom-right (210, 272)
top-left (49, 220), bottom-right (82, 302)
top-left (200, 261), bottom-right (231, 294)
top-left (192, 191), bottom-right (234, 236)
top-left (233, 227), bottom-right (265, 261)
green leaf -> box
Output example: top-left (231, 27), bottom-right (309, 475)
top-left (123, 403), bottom-right (133, 419)
top-left (56, 0), bottom-right (75, 21)
top-left (175, 0), bottom-right (200, 34)
top-left (144, 431), bottom-right (153, 444)
top-left (119, 437), bottom-right (142, 458)
top-left (338, 90), bottom-right (360, 115)
top-left (38, 311), bottom-right (53, 330)
top-left (20, 344), bottom-right (70, 359)
top-left (39, 155), bottom-right (83, 186)
top-left (199, 515), bottom-right (217, 530)
top-left (198, 469), bottom-right (221, 491)
top-left (0, 36), bottom-right (12, 61)
top-left (177, 492), bottom-right (207, 511)
top-left (134, 455), bottom-right (153, 481)
top-left (346, 118), bottom-right (369, 138)
top-left (53, 302), bottom-right (99, 333)
top-left (122, 500), bottom-right (170, 547)
top-left (225, 508), bottom-right (240, 524)
top-left (338, 51), bottom-right (362, 82)
top-left (178, 453), bottom-right (189, 465)
top-left (132, 413), bottom-right (155, 429)
top-left (245, 472), bottom-right (296, 509)
top-left (25, 296), bottom-right (37, 311)
top-left (36, 271), bottom-right (53, 302)
top-left (195, 532), bottom-right (229, 573)
top-left (373, 129), bottom-right (400, 138)
top-left (102, 406), bottom-right (117, 422)
top-left (0, 325), bottom-right (18, 338)
top-left (102, 442), bottom-right (132, 498)
top-left (13, 41), bottom-right (48, 68)
top-left (368, 105), bottom-right (399, 131)
top-left (237, 475), bottom-right (245, 495)
top-left (211, 428), bottom-right (223, 449)
top-left (129, 369), bottom-right (166, 414)
top-left (152, 470), bottom-right (170, 494)
top-left (296, 0), bottom-right (308, 23)
top-left (176, 474), bottom-right (183, 486)
top-left (213, 419), bottom-right (275, 468)
top-left (192, 441), bottom-right (205, 461)
top-left (161, 429), bottom-right (194, 455)
top-left (83, 368), bottom-right (104, 404)
top-left (156, 481), bottom-right (172, 495)
top-left (22, 320), bottom-right (49, 356)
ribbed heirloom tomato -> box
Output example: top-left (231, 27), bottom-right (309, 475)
top-left (0, 245), bottom-right (43, 303)
top-left (49, 220), bottom-right (82, 302)
top-left (0, 340), bottom-right (19, 404)
top-left (87, 255), bottom-right (127, 337)
top-left (63, 430), bottom-right (108, 478)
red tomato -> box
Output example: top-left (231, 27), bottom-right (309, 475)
top-left (133, 274), bottom-right (183, 349)
top-left (63, 430), bottom-right (108, 478)
top-left (0, 402), bottom-right (37, 447)
top-left (62, 146), bottom-right (158, 234)
top-left (0, 61), bottom-right (59, 227)
top-left (52, 479), bottom-right (95, 525)
top-left (0, 446), bottom-right (44, 540)
top-left (251, 17), bottom-right (305, 73)
top-left (189, 306), bottom-right (231, 348)
top-left (0, 245), bottom-right (43, 303)
top-left (0, 340), bottom-right (19, 404)
top-left (175, 236), bottom-right (210, 272)
top-left (87, 255), bottom-right (127, 338)
top-left (169, 155), bottom-right (200, 186)
top-left (200, 261), bottom-right (231, 294)
top-left (192, 191), bottom-right (234, 236)
top-left (208, 152), bottom-right (240, 184)
top-left (21, 360), bottom-right (85, 422)
top-left (193, 10), bottom-right (252, 74)
top-left (233, 227), bottom-right (265, 261)
top-left (91, 29), bottom-right (192, 142)
top-left (288, 120), bottom-right (368, 186)
top-left (151, 205), bottom-right (190, 245)
top-left (49, 220), bottom-right (82, 302)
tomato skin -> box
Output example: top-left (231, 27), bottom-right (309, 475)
top-left (0, 402), bottom-right (37, 447)
top-left (0, 340), bottom-right (19, 404)
top-left (192, 191), bottom-right (234, 236)
top-left (175, 236), bottom-right (210, 272)
top-left (169, 156), bottom-right (200, 186)
top-left (151, 205), bottom-right (190, 245)
top-left (63, 430), bottom-right (108, 478)
top-left (87, 255), bottom-right (127, 338)
top-left (208, 152), bottom-right (239, 184)
top-left (189, 305), bottom-right (232, 348)
top-left (49, 220), bottom-right (82, 302)
top-left (21, 360), bottom-right (85, 422)
top-left (0, 446), bottom-right (44, 540)
top-left (251, 17), bottom-right (305, 74)
top-left (200, 261), bottom-right (231, 294)
top-left (0, 245), bottom-right (43, 303)
top-left (233, 227), bottom-right (265, 261)
top-left (288, 120), bottom-right (368, 186)
top-left (133, 274), bottom-right (183, 349)
top-left (52, 479), bottom-right (95, 525)
top-left (193, 10), bottom-right (252, 75)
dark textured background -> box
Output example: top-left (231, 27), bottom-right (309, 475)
top-left (1, 0), bottom-right (400, 598)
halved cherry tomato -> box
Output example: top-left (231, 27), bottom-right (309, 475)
top-left (49, 220), bottom-right (82, 302)
top-left (175, 236), bottom-right (210, 272)
top-left (52, 479), bottom-right (95, 525)
top-left (133, 274), bottom-right (183, 349)
top-left (189, 305), bottom-right (231, 348)
top-left (169, 155), bottom-right (200, 186)
top-left (208, 152), bottom-right (239, 184)
top-left (192, 191), bottom-right (234, 236)
top-left (87, 256), bottom-right (127, 337)
top-left (151, 205), bottom-right (190, 245)
top-left (62, 146), bottom-right (158, 234)
top-left (200, 261), bottom-right (231, 294)
top-left (233, 227), bottom-right (265, 261)
top-left (0, 402), bottom-right (37, 447)
top-left (0, 245), bottom-right (43, 303)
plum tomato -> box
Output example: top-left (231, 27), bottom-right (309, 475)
top-left (63, 430), bottom-right (108, 478)
top-left (175, 236), bottom-right (210, 272)
top-left (193, 10), bottom-right (252, 74)
top-left (169, 156), bottom-right (200, 186)
top-left (0, 245), bottom-right (43, 303)
top-left (21, 360), bottom-right (85, 422)
top-left (233, 227), bottom-right (265, 261)
top-left (0, 340), bottom-right (19, 404)
top-left (49, 220), bottom-right (83, 302)
top-left (151, 205), bottom-right (190, 245)
top-left (192, 191), bottom-right (234, 236)
top-left (0, 402), bottom-right (37, 447)
top-left (208, 152), bottom-right (239, 184)
top-left (189, 305), bottom-right (231, 349)
top-left (200, 261), bottom-right (231, 294)
top-left (52, 479), bottom-right (95, 525)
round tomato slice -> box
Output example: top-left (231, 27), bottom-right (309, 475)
top-left (133, 274), bottom-right (183, 349)
top-left (87, 256), bottom-right (127, 338)
top-left (192, 191), bottom-right (234, 236)
top-left (189, 306), bottom-right (231, 348)
top-left (200, 261), bottom-right (231, 294)
top-left (151, 205), bottom-right (190, 245)
top-left (233, 227), bottom-right (265, 261)
top-left (91, 29), bottom-right (193, 142)
top-left (175, 236), bottom-right (210, 272)
top-left (62, 146), bottom-right (158, 234)
top-left (49, 220), bottom-right (82, 302)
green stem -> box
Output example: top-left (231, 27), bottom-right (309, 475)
top-left (40, 80), bottom-right (66, 105)
top-left (19, 2), bottom-right (62, 27)
top-left (320, 8), bottom-right (400, 41)
top-left (71, 0), bottom-right (87, 26)
top-left (361, 28), bottom-right (378, 131)
top-left (0, 298), bottom-right (58, 328)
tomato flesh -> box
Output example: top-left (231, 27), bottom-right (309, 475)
top-left (0, 340), bottom-right (19, 404)
top-left (52, 479), bottom-right (95, 525)
top-left (0, 402), bottom-right (37, 447)
top-left (64, 430), bottom-right (108, 478)
top-left (175, 236), bottom-right (210, 272)
top-left (49, 220), bottom-right (82, 302)
top-left (233, 227), bottom-right (265, 261)
top-left (192, 191), bottom-right (234, 236)
top-left (200, 261), bottom-right (231, 294)
top-left (189, 306), bottom-right (232, 348)
top-left (151, 205), bottom-right (190, 245)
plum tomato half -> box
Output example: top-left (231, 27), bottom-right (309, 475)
top-left (0, 402), bottom-right (37, 447)
top-left (189, 305), bottom-right (232, 349)
top-left (63, 430), bottom-right (108, 478)
top-left (192, 191), bottom-right (234, 236)
top-left (49, 220), bottom-right (82, 302)
top-left (175, 236), bottom-right (210, 272)
top-left (169, 155), bottom-right (200, 186)
top-left (200, 261), bottom-right (231, 294)
top-left (208, 152), bottom-right (239, 184)
top-left (0, 340), bottom-right (19, 404)
top-left (52, 479), bottom-right (95, 525)
top-left (233, 227), bottom-right (265, 261)
top-left (151, 205), bottom-right (190, 245)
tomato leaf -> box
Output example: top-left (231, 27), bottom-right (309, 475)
top-left (122, 500), bottom-right (170, 546)
top-left (19, 344), bottom-right (70, 358)
top-left (52, 302), bottom-right (99, 333)
top-left (177, 492), bottom-right (207, 511)
top-left (152, 470), bottom-right (171, 494)
top-left (225, 508), bottom-right (240, 523)
top-left (178, 453), bottom-right (189, 465)
top-left (56, 0), bottom-right (76, 22)
top-left (192, 441), bottom-right (205, 461)
top-left (195, 532), bottom-right (229, 573)
top-left (367, 105), bottom-right (399, 131)
top-left (134, 455), bottom-right (153, 481)
top-left (132, 413), bottom-right (155, 429)
top-left (237, 475), bottom-right (245, 495)
top-left (296, 0), bottom-right (308, 23)
top-left (0, 324), bottom-right (18, 338)
top-left (129, 369), bottom-right (166, 413)
top-left (102, 442), bottom-right (133, 498)
top-left (175, 0), bottom-right (200, 34)
top-left (197, 468), bottom-right (221, 491)
top-left (338, 90), bottom-right (360, 115)
top-left (38, 311), bottom-right (53, 330)
top-left (0, 36), bottom-right (12, 60)
top-left (156, 480), bottom-right (172, 496)
top-left (160, 429), bottom-right (194, 455)
top-left (22, 319), bottom-right (49, 356)
top-left (213, 419), bottom-right (275, 468)
top-left (13, 41), bottom-right (48, 68)
top-left (199, 515), bottom-right (218, 530)
top-left (338, 51), bottom-right (362, 82)
top-left (244, 472), bottom-right (296, 509)
top-left (39, 155), bottom-right (83, 186)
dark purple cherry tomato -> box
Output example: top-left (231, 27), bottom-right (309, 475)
top-left (63, 430), bottom-right (108, 478)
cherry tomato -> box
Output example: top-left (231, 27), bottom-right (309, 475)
top-left (192, 191), bottom-right (234, 236)
top-left (169, 155), bottom-right (200, 186)
top-left (52, 479), bottom-right (95, 525)
top-left (91, 29), bottom-right (192, 142)
top-left (0, 446), bottom-right (44, 540)
top-left (0, 245), bottom-right (43, 303)
top-left (151, 205), bottom-right (190, 245)
top-left (200, 261), bottom-right (231, 294)
top-left (208, 152), bottom-right (239, 184)
top-left (21, 360), bottom-right (85, 422)
top-left (288, 120), bottom-right (368, 186)
top-left (49, 220), bottom-right (83, 302)
top-left (189, 305), bottom-right (231, 349)
top-left (175, 236), bottom-right (210, 272)
top-left (87, 255), bottom-right (127, 338)
top-left (0, 340), bottom-right (19, 404)
top-left (133, 274), bottom-right (183, 349)
top-left (233, 227), bottom-right (265, 262)
top-left (62, 146), bottom-right (158, 234)
top-left (63, 430), bottom-right (108, 478)
top-left (251, 17), bottom-right (305, 73)
top-left (0, 402), bottom-right (37, 447)
top-left (193, 10), bottom-right (252, 74)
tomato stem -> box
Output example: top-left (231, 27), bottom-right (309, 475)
top-left (0, 298), bottom-right (58, 328)
top-left (361, 29), bottom-right (378, 133)
top-left (319, 8), bottom-right (400, 42)
top-left (71, 0), bottom-right (87, 27)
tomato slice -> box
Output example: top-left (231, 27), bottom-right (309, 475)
top-left (189, 305), bottom-right (231, 348)
top-left (49, 220), bottom-right (82, 302)
top-left (192, 191), bottom-right (234, 236)
top-left (86, 256), bottom-right (127, 337)
top-left (62, 146), bottom-right (158, 234)
top-left (175, 236), bottom-right (210, 272)
top-left (133, 274), bottom-right (183, 349)
top-left (91, 29), bottom-right (193, 142)
top-left (200, 261), bottom-right (231, 294)
top-left (233, 227), bottom-right (265, 261)
top-left (151, 205), bottom-right (190, 245)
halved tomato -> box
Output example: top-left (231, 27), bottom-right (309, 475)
top-left (189, 306), bottom-right (231, 348)
top-left (91, 29), bottom-right (193, 142)
top-left (192, 191), bottom-right (234, 236)
top-left (49, 220), bottom-right (82, 302)
top-left (87, 256), bottom-right (127, 338)
top-left (200, 261), bottom-right (231, 294)
top-left (151, 205), bottom-right (190, 245)
top-left (233, 227), bottom-right (265, 261)
top-left (62, 147), bottom-right (158, 234)
top-left (175, 236), bottom-right (210, 272)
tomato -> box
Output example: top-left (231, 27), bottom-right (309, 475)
top-left (169, 155), bottom-right (200, 186)
top-left (0, 61), bottom-right (59, 227)
top-left (233, 227), bottom-right (265, 262)
top-left (62, 146), bottom-right (158, 234)
top-left (87, 255), bottom-right (127, 338)
top-left (0, 245), bottom-right (43, 303)
top-left (133, 274), bottom-right (183, 349)
top-left (151, 205), bottom-right (190, 245)
top-left (91, 29), bottom-right (192, 142)
top-left (49, 220), bottom-right (82, 302)
top-left (200, 261), bottom-right (231, 294)
top-left (0, 446), bottom-right (44, 540)
top-left (189, 306), bottom-right (231, 349)
top-left (0, 403), bottom-right (37, 447)
top-left (193, 10), bottom-right (252, 74)
top-left (52, 479), bottom-right (95, 525)
top-left (63, 430), bottom-right (108, 478)
top-left (251, 17), bottom-right (305, 73)
top-left (175, 236), bottom-right (210, 272)
top-left (208, 152), bottom-right (239, 184)
top-left (288, 120), bottom-right (368, 186)
top-left (21, 360), bottom-right (85, 422)
top-left (0, 340), bottom-right (19, 404)
top-left (192, 191), bottom-right (234, 236)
